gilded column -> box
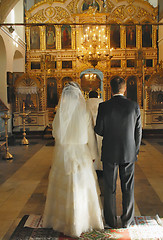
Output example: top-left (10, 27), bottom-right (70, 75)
top-left (40, 26), bottom-right (46, 50)
top-left (153, 25), bottom-right (157, 48)
top-left (56, 26), bottom-right (61, 50)
top-left (137, 25), bottom-right (142, 49)
top-left (146, 88), bottom-right (150, 110)
top-left (25, 27), bottom-right (30, 51)
top-left (57, 76), bottom-right (62, 97)
top-left (76, 25), bottom-right (81, 50)
top-left (137, 76), bottom-right (142, 107)
top-left (120, 25), bottom-right (126, 49)
top-left (71, 26), bottom-right (76, 50)
top-left (107, 25), bottom-right (110, 49)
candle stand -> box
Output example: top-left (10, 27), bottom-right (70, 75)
top-left (1, 114), bottom-right (13, 161)
top-left (19, 111), bottom-right (31, 145)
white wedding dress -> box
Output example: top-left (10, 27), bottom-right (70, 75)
top-left (43, 83), bottom-right (104, 237)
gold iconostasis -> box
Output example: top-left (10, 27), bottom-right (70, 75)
top-left (9, 0), bottom-right (163, 131)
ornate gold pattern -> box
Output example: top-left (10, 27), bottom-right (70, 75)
top-left (125, 5), bottom-right (136, 16)
top-left (46, 0), bottom-right (54, 5)
top-left (112, 6), bottom-right (126, 20)
top-left (106, 0), bottom-right (114, 12)
top-left (136, 7), bottom-right (153, 20)
top-left (67, 0), bottom-right (76, 13)
top-left (54, 7), bottom-right (70, 21)
top-left (127, 0), bottom-right (134, 3)
top-left (45, 6), bottom-right (56, 18)
top-left (29, 9), bottom-right (47, 22)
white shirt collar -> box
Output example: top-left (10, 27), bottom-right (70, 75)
top-left (113, 93), bottom-right (124, 96)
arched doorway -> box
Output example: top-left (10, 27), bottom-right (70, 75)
top-left (13, 50), bottom-right (24, 72)
top-left (80, 69), bottom-right (103, 99)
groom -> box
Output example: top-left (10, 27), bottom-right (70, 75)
top-left (95, 76), bottom-right (142, 228)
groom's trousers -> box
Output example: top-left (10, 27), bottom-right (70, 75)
top-left (103, 161), bottom-right (135, 228)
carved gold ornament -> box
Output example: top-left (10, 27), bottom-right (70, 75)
top-left (112, 6), bottom-right (126, 20)
top-left (125, 5), bottom-right (136, 16)
top-left (45, 7), bottom-right (56, 18)
top-left (29, 9), bottom-right (47, 22)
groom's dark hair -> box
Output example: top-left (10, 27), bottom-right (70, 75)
top-left (110, 76), bottom-right (126, 94)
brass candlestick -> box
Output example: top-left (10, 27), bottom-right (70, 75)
top-left (1, 114), bottom-right (13, 161)
top-left (19, 104), bottom-right (31, 145)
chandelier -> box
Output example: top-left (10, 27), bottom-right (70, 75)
top-left (77, 25), bottom-right (113, 68)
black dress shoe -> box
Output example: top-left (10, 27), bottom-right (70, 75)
top-left (122, 221), bottom-right (134, 228)
top-left (104, 224), bottom-right (112, 229)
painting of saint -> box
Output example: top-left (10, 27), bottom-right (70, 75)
top-left (127, 76), bottom-right (137, 102)
top-left (31, 62), bottom-right (41, 70)
top-left (127, 59), bottom-right (136, 68)
top-left (110, 25), bottom-right (120, 48)
top-left (126, 25), bottom-right (136, 48)
top-left (142, 24), bottom-right (152, 47)
top-left (25, 94), bottom-right (36, 111)
top-left (61, 25), bottom-right (71, 49)
top-left (111, 60), bottom-right (121, 68)
top-left (13, 72), bottom-right (24, 84)
top-left (82, 0), bottom-right (99, 11)
top-left (30, 26), bottom-right (40, 50)
top-left (46, 26), bottom-right (56, 49)
top-left (62, 61), bottom-right (72, 69)
top-left (47, 78), bottom-right (58, 108)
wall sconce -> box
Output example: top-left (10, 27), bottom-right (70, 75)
top-left (8, 26), bottom-right (15, 33)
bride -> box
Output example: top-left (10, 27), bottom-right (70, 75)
top-left (43, 82), bottom-right (104, 237)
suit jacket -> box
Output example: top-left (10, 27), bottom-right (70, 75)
top-left (94, 95), bottom-right (142, 164)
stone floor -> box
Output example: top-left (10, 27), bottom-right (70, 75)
top-left (0, 137), bottom-right (162, 240)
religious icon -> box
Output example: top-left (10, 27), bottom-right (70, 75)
top-left (82, 0), bottom-right (99, 11)
top-left (127, 59), bottom-right (136, 68)
top-left (110, 25), bottom-right (120, 48)
top-left (146, 59), bottom-right (153, 67)
top-left (30, 26), bottom-right (40, 50)
top-left (46, 26), bottom-right (56, 49)
top-left (25, 94), bottom-right (35, 111)
top-left (62, 61), bottom-right (72, 69)
top-left (31, 62), bottom-right (41, 70)
top-left (142, 24), bottom-right (152, 47)
top-left (47, 78), bottom-right (58, 108)
top-left (126, 25), bottom-right (136, 48)
top-left (61, 25), bottom-right (71, 49)
top-left (111, 60), bottom-right (121, 68)
top-left (127, 76), bottom-right (137, 102)
top-left (13, 72), bottom-right (24, 84)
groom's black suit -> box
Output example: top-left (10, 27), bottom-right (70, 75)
top-left (95, 95), bottom-right (142, 228)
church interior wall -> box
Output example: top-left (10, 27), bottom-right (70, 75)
top-left (4, 0), bottom-right (25, 41)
